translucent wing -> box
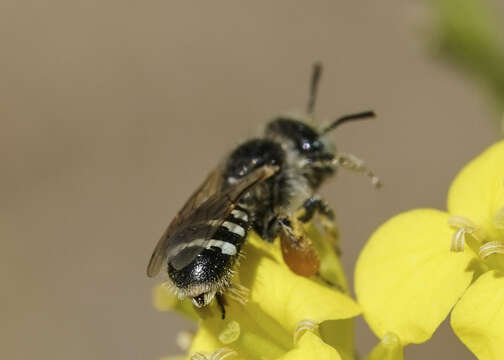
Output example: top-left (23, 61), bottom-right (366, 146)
top-left (147, 164), bottom-right (278, 277)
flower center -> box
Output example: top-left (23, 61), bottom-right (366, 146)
top-left (447, 216), bottom-right (486, 252)
top-left (449, 205), bottom-right (504, 264)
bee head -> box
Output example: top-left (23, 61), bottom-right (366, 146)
top-left (265, 111), bottom-right (376, 190)
top-left (265, 118), bottom-right (329, 157)
top-left (264, 62), bottom-right (375, 160)
top-left (265, 110), bottom-right (375, 161)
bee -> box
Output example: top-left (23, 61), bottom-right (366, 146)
top-left (147, 63), bottom-right (380, 318)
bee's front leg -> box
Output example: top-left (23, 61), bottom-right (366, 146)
top-left (297, 196), bottom-right (335, 223)
top-left (297, 196), bottom-right (340, 255)
top-left (334, 152), bottom-right (382, 188)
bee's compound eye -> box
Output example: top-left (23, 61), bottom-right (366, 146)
top-left (191, 291), bottom-right (216, 307)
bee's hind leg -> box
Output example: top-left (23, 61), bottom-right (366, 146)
top-left (278, 217), bottom-right (320, 277)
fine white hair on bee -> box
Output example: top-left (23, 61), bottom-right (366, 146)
top-left (147, 63), bottom-right (379, 318)
top-left (207, 239), bottom-right (238, 255)
top-left (227, 283), bottom-right (250, 305)
top-left (231, 209), bottom-right (248, 222)
top-left (168, 238), bottom-right (238, 258)
top-left (221, 221), bottom-right (246, 237)
top-left (227, 177), bottom-right (238, 184)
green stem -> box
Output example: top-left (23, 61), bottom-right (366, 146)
top-left (429, 0), bottom-right (504, 134)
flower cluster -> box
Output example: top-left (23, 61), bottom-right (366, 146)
top-left (155, 224), bottom-right (360, 360)
top-left (153, 140), bottom-right (504, 360)
top-left (355, 140), bottom-right (504, 359)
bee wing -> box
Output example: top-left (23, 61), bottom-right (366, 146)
top-left (177, 164), bottom-right (227, 225)
top-left (147, 164), bottom-right (227, 277)
top-left (147, 164), bottom-right (279, 277)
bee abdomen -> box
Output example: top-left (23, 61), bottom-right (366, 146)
top-left (167, 207), bottom-right (251, 292)
top-left (171, 207), bottom-right (250, 261)
top-left (210, 206), bottom-right (250, 254)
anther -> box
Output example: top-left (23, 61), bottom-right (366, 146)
top-left (191, 353), bottom-right (208, 360)
top-left (494, 207), bottom-right (504, 230)
top-left (218, 321), bottom-right (241, 345)
top-left (448, 216), bottom-right (486, 252)
top-left (479, 241), bottom-right (504, 259)
top-left (382, 332), bottom-right (401, 346)
top-left (176, 331), bottom-right (194, 351)
top-left (293, 319), bottom-right (319, 345)
top-left (450, 228), bottom-right (466, 252)
top-left (190, 348), bottom-right (238, 360)
top-left (210, 348), bottom-right (238, 360)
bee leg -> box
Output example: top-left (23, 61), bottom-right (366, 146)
top-left (259, 215), bottom-right (282, 242)
top-left (333, 152), bottom-right (382, 188)
top-left (297, 196), bottom-right (341, 255)
top-left (278, 217), bottom-right (320, 277)
top-left (215, 293), bottom-right (227, 320)
top-left (298, 196), bottom-right (335, 223)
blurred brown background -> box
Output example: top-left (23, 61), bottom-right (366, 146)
top-left (2, 1), bottom-right (499, 359)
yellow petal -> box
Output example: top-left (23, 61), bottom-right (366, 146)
top-left (187, 324), bottom-right (221, 355)
top-left (241, 232), bottom-right (361, 334)
top-left (247, 230), bottom-right (284, 263)
top-left (195, 300), bottom-right (289, 359)
top-left (155, 229), bottom-right (354, 360)
top-left (447, 140), bottom-right (504, 240)
top-left (304, 223), bottom-right (349, 292)
top-left (249, 223), bottom-right (349, 292)
top-left (278, 331), bottom-right (342, 360)
top-left (319, 319), bottom-right (355, 360)
top-left (185, 230), bottom-right (356, 360)
top-left (451, 270), bottom-right (504, 360)
top-left (355, 209), bottom-right (477, 344)
top-left (364, 333), bottom-right (404, 360)
top-left (160, 356), bottom-right (186, 360)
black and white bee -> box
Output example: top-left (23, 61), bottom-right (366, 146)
top-left (147, 63), bottom-right (379, 318)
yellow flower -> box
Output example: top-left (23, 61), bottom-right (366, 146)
top-left (155, 225), bottom-right (361, 360)
top-left (355, 140), bottom-right (504, 359)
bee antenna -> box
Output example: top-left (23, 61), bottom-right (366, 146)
top-left (307, 62), bottom-right (323, 115)
top-left (322, 111), bottom-right (376, 135)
